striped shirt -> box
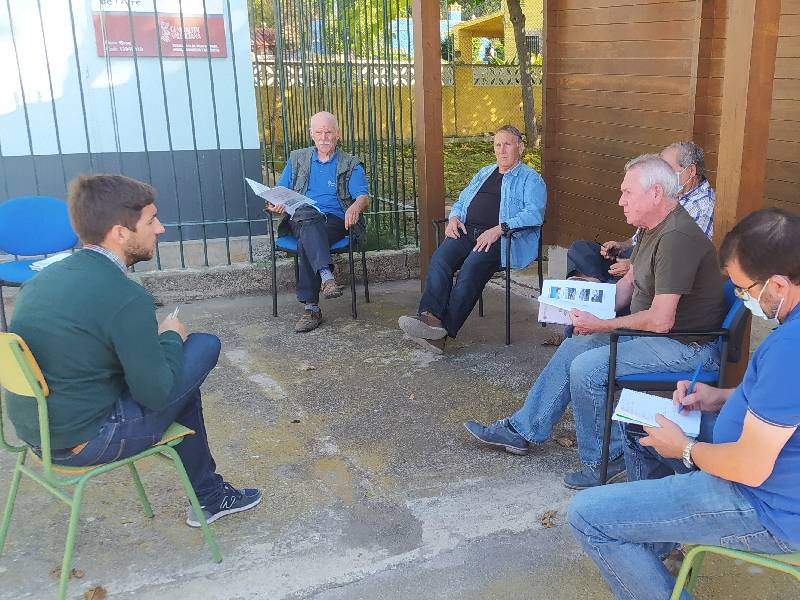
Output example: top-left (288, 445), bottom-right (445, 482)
top-left (83, 244), bottom-right (127, 272)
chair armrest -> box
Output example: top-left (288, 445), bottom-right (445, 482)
top-left (503, 224), bottom-right (539, 236)
top-left (609, 328), bottom-right (730, 340)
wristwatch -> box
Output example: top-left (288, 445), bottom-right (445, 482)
top-left (682, 439), bottom-right (698, 469)
top-left (500, 222), bottom-right (510, 235)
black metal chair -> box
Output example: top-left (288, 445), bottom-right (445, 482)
top-left (597, 281), bottom-right (750, 483)
top-left (267, 216), bottom-right (369, 319)
top-left (433, 219), bottom-right (545, 345)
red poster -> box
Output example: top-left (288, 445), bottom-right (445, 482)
top-left (93, 13), bottom-right (228, 58)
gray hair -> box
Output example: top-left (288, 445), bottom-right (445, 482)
top-left (663, 140), bottom-right (706, 179)
top-left (624, 154), bottom-right (680, 199)
top-left (495, 124), bottom-right (523, 142)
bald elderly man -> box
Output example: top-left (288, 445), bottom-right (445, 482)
top-left (269, 112), bottom-right (370, 332)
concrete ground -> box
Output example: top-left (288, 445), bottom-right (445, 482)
top-left (1, 280), bottom-right (797, 599)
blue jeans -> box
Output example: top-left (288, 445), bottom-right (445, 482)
top-left (289, 206), bottom-right (347, 304)
top-left (418, 226), bottom-right (501, 337)
top-left (50, 333), bottom-right (225, 506)
top-left (623, 412), bottom-right (718, 482)
top-left (568, 470), bottom-right (799, 600)
top-left (509, 333), bottom-right (719, 467)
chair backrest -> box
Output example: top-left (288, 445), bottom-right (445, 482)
top-left (719, 280), bottom-right (749, 363)
top-left (0, 196), bottom-right (78, 256)
top-left (0, 333), bottom-right (53, 467)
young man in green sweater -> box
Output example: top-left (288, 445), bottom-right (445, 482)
top-left (7, 174), bottom-right (261, 527)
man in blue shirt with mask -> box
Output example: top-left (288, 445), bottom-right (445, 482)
top-left (269, 111), bottom-right (370, 333)
top-left (568, 208), bottom-right (800, 599)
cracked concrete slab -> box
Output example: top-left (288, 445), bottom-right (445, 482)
top-left (1, 280), bottom-right (796, 599)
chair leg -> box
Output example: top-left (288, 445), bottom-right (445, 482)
top-left (670, 546), bottom-right (705, 600)
top-left (162, 446), bottom-right (222, 563)
top-left (505, 265), bottom-right (511, 345)
top-left (599, 338), bottom-right (619, 485)
top-left (478, 293), bottom-right (484, 317)
top-left (538, 258), bottom-right (546, 328)
top-left (128, 463), bottom-right (154, 518)
top-left (0, 286), bottom-right (7, 332)
top-left (293, 255), bottom-right (299, 286)
top-left (58, 480), bottom-right (87, 600)
top-left (348, 245), bottom-right (357, 319)
top-left (270, 236), bottom-right (278, 318)
top-left (685, 549), bottom-right (706, 593)
top-left (0, 451), bottom-right (26, 555)
top-left (361, 249), bottom-right (370, 303)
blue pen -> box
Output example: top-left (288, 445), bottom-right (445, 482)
top-left (679, 362), bottom-right (704, 414)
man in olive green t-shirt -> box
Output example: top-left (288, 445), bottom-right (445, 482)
top-left (465, 154), bottom-right (727, 489)
top-left (8, 174), bottom-right (260, 528)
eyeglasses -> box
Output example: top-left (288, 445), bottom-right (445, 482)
top-left (733, 280), bottom-right (761, 301)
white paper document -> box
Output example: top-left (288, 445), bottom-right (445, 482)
top-left (537, 279), bottom-right (617, 324)
top-left (245, 177), bottom-right (319, 217)
top-left (29, 251), bottom-right (71, 271)
top-left (613, 388), bottom-right (701, 437)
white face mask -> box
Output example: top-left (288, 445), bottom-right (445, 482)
top-left (743, 277), bottom-right (785, 324)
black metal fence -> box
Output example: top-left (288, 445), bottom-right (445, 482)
top-left (0, 0), bottom-right (418, 270)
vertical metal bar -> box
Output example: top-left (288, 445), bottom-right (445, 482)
top-left (67, 0), bottom-right (95, 173)
top-left (97, 7), bottom-right (125, 174)
top-left (405, 0), bottom-right (418, 246)
top-left (251, 0), bottom-right (273, 182)
top-left (152, 0), bottom-right (186, 268)
top-left (5, 0), bottom-right (40, 194)
top-left (177, 0), bottom-right (210, 266)
top-left (394, 0), bottom-right (408, 245)
top-left (201, 0), bottom-right (232, 264)
top-left (124, 2), bottom-right (161, 270)
top-left (273, 0), bottom-right (291, 155)
top-left (227, 0), bottom-right (254, 262)
top-left (600, 335), bottom-right (619, 485)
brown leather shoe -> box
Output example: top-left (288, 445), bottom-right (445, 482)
top-left (321, 278), bottom-right (344, 299)
top-left (295, 308), bottom-right (322, 333)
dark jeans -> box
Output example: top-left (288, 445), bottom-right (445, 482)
top-left (50, 333), bottom-right (226, 506)
top-left (289, 206), bottom-right (347, 304)
top-left (566, 240), bottom-right (633, 282)
top-left (418, 226), bottom-right (501, 337)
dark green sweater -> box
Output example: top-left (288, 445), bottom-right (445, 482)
top-left (7, 250), bottom-right (183, 449)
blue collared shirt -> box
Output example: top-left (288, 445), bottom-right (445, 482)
top-left (448, 161), bottom-right (547, 269)
top-left (277, 153), bottom-right (369, 219)
top-left (713, 303), bottom-right (800, 544)
top-left (83, 244), bottom-right (127, 272)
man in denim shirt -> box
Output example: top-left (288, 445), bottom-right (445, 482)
top-left (398, 125), bottom-right (546, 353)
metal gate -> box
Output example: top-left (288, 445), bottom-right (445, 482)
top-left (0, 0), bottom-right (417, 270)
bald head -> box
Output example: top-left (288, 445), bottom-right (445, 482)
top-left (309, 111), bottom-right (339, 160)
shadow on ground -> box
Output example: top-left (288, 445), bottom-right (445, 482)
top-left (1, 281), bottom-right (796, 599)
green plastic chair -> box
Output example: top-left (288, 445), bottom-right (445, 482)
top-left (0, 332), bottom-right (222, 599)
top-left (670, 544), bottom-right (800, 599)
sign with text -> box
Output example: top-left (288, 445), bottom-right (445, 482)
top-left (93, 0), bottom-right (227, 58)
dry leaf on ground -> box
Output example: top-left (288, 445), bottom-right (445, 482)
top-left (50, 567), bottom-right (85, 580)
top-left (538, 509), bottom-right (558, 529)
top-left (554, 436), bottom-right (575, 448)
top-left (84, 585), bottom-right (107, 600)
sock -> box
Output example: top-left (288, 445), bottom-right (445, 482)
top-left (305, 303), bottom-right (321, 313)
top-left (319, 267), bottom-right (334, 282)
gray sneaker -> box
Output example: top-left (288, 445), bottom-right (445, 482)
top-left (398, 314), bottom-right (447, 339)
top-left (464, 418), bottom-right (529, 455)
top-left (563, 456), bottom-right (627, 490)
top-left (295, 308), bottom-right (322, 332)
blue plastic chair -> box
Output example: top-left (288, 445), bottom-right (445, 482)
top-left (267, 219), bottom-right (369, 320)
top-left (597, 280), bottom-right (749, 482)
top-left (0, 197), bottom-right (78, 331)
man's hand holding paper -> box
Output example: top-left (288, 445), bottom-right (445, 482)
top-left (569, 309), bottom-right (606, 335)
